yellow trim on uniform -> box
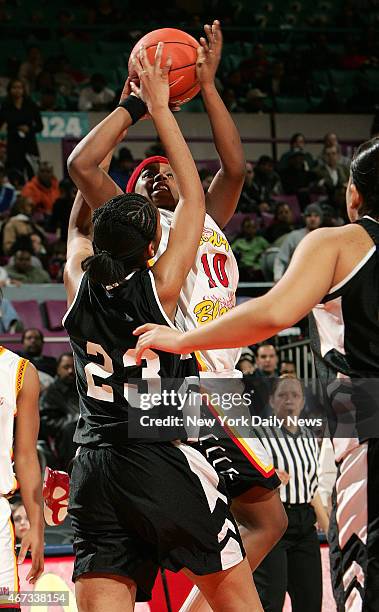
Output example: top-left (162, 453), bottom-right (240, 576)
top-left (0, 345), bottom-right (6, 357)
top-left (8, 518), bottom-right (19, 593)
top-left (15, 358), bottom-right (29, 399)
top-left (205, 398), bottom-right (275, 474)
top-left (195, 351), bottom-right (208, 372)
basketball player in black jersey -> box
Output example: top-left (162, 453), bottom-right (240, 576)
top-left (64, 44), bottom-right (262, 611)
top-left (135, 138), bottom-right (379, 611)
top-left (66, 23), bottom-right (286, 612)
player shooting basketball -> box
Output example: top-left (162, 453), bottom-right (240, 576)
top-left (45, 20), bottom-right (287, 612)
top-left (62, 41), bottom-right (266, 612)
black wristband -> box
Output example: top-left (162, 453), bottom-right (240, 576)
top-left (118, 95), bottom-right (147, 124)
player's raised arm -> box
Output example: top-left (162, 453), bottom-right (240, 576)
top-left (67, 79), bottom-right (145, 209)
top-left (64, 141), bottom-right (121, 306)
top-left (131, 43), bottom-right (205, 317)
top-left (134, 227), bottom-right (339, 360)
top-left (199, 20), bottom-right (245, 228)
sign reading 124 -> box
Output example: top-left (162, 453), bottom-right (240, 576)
top-left (39, 112), bottom-right (89, 141)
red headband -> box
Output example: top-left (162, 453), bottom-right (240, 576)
top-left (126, 155), bottom-right (169, 193)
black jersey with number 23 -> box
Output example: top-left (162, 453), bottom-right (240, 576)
top-left (63, 268), bottom-right (198, 447)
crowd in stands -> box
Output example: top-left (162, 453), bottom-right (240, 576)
top-left (197, 131), bottom-right (350, 280)
top-left (0, 0), bottom-right (377, 114)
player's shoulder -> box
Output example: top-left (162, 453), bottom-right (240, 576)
top-left (311, 223), bottom-right (373, 247)
top-left (300, 226), bottom-right (345, 248)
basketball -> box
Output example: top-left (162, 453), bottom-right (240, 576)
top-left (128, 28), bottom-right (200, 106)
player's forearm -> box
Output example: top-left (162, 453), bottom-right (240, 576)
top-left (151, 107), bottom-right (204, 208)
top-left (15, 454), bottom-right (43, 529)
top-left (68, 108), bottom-right (132, 177)
top-left (201, 83), bottom-right (245, 178)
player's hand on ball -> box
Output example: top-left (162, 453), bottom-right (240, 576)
top-left (133, 323), bottom-right (184, 363)
top-left (130, 42), bottom-right (171, 116)
top-left (196, 19), bottom-right (222, 86)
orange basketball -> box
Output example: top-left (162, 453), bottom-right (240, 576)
top-left (128, 28), bottom-right (200, 106)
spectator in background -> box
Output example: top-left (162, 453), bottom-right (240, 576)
top-left (264, 202), bottom-right (295, 245)
top-left (280, 361), bottom-right (297, 376)
top-left (7, 235), bottom-right (45, 270)
top-left (254, 343), bottom-right (279, 379)
top-left (315, 145), bottom-right (350, 199)
top-left (11, 501), bottom-right (30, 543)
top-left (243, 88), bottom-right (269, 113)
top-left (78, 73), bottom-right (115, 111)
top-left (279, 133), bottom-right (314, 171)
top-left (0, 296), bottom-right (20, 332)
top-left (2, 196), bottom-right (45, 254)
top-left (33, 70), bottom-right (67, 112)
top-left (40, 353), bottom-right (79, 471)
top-left (274, 203), bottom-right (322, 281)
top-left (320, 133), bottom-right (350, 169)
top-left (263, 61), bottom-right (290, 98)
top-left (279, 149), bottom-right (317, 207)
top-left (109, 147), bottom-right (134, 189)
top-left (21, 161), bottom-right (60, 216)
top-left (232, 217), bottom-right (269, 280)
top-left (53, 55), bottom-right (85, 101)
top-left (18, 46), bottom-right (43, 93)
top-left (49, 179), bottom-right (76, 242)
top-left (30, 231), bottom-right (46, 257)
top-left (247, 343), bottom-right (280, 414)
top-left (18, 327), bottom-right (57, 378)
top-left (222, 88), bottom-right (244, 113)
top-left (0, 164), bottom-right (17, 216)
top-left (237, 162), bottom-right (259, 212)
top-left (0, 79), bottom-right (43, 179)
top-left (48, 240), bottom-right (66, 282)
top-left (252, 155), bottom-right (283, 203)
top-left (5, 248), bottom-right (51, 284)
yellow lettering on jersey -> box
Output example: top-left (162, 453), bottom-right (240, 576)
top-left (200, 228), bottom-right (230, 252)
top-left (194, 299), bottom-right (229, 325)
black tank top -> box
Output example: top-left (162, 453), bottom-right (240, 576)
top-left (309, 217), bottom-right (379, 442)
top-left (63, 269), bottom-right (198, 447)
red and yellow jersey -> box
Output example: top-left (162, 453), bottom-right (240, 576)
top-left (0, 346), bottom-right (28, 496)
top-left (155, 210), bottom-right (241, 374)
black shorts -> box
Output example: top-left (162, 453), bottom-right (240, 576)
top-left (69, 442), bottom-right (245, 601)
top-left (193, 432), bottom-right (280, 498)
top-left (191, 377), bottom-right (281, 498)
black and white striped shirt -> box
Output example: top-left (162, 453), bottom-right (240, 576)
top-left (253, 426), bottom-right (319, 504)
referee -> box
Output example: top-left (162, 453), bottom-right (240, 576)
top-left (252, 376), bottom-right (329, 612)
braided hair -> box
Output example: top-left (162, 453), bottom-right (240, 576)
top-left (82, 193), bottom-right (158, 286)
top-left (351, 137), bottom-right (379, 218)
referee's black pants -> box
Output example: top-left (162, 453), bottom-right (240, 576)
top-left (253, 503), bottom-right (322, 612)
